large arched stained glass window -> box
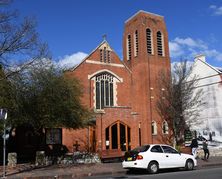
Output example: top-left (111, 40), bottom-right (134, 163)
top-left (96, 73), bottom-right (114, 109)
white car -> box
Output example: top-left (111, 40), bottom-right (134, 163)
top-left (122, 144), bottom-right (197, 174)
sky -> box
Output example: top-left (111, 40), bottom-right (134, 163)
top-left (6, 0), bottom-right (222, 68)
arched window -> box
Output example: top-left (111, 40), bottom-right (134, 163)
top-left (157, 31), bottom-right (164, 56)
top-left (100, 47), bottom-right (111, 63)
top-left (105, 121), bottom-right (131, 151)
top-left (100, 49), bottom-right (103, 62)
top-left (127, 34), bottom-right (132, 60)
top-left (103, 47), bottom-right (107, 63)
top-left (146, 28), bottom-right (153, 54)
top-left (134, 30), bottom-right (138, 57)
top-left (96, 73), bottom-right (114, 109)
top-left (107, 50), bottom-right (111, 63)
top-left (152, 121), bottom-right (157, 135)
top-left (162, 121), bottom-right (169, 134)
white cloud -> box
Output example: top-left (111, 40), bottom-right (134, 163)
top-left (203, 49), bottom-right (222, 61)
top-left (174, 37), bottom-right (207, 49)
top-left (56, 52), bottom-right (88, 69)
top-left (169, 37), bottom-right (222, 62)
top-left (210, 5), bottom-right (217, 9)
top-left (175, 37), bottom-right (197, 47)
top-left (209, 5), bottom-right (222, 16)
top-left (169, 41), bottom-right (184, 58)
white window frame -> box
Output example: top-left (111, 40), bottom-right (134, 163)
top-left (162, 121), bottom-right (169, 134)
top-left (152, 121), bottom-right (157, 135)
top-left (126, 34), bottom-right (131, 60)
top-left (157, 31), bottom-right (165, 57)
top-left (134, 30), bottom-right (138, 57)
top-left (146, 28), bottom-right (154, 55)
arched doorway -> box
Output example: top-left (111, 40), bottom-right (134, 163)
top-left (105, 121), bottom-right (131, 151)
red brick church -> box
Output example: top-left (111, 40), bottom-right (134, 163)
top-left (63, 10), bottom-right (171, 157)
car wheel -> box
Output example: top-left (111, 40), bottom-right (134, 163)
top-left (185, 159), bottom-right (194, 170)
top-left (148, 161), bottom-right (159, 174)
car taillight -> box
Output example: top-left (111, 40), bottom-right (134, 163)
top-left (136, 155), bottom-right (143, 160)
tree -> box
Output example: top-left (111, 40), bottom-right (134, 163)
top-left (0, 65), bottom-right (17, 131)
top-left (0, 2), bottom-right (49, 80)
top-left (156, 60), bottom-right (204, 145)
top-left (9, 60), bottom-right (93, 130)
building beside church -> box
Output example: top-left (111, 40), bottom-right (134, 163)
top-left (62, 10), bottom-right (172, 157)
top-left (189, 55), bottom-right (222, 147)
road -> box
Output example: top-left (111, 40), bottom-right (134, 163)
top-left (84, 166), bottom-right (222, 179)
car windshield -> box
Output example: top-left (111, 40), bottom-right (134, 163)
top-left (132, 145), bottom-right (150, 152)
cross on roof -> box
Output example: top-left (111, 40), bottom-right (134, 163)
top-left (102, 34), bottom-right (107, 41)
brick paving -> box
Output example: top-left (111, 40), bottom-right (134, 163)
top-left (0, 156), bottom-right (222, 179)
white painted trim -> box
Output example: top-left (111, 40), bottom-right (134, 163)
top-left (113, 78), bottom-right (118, 106)
top-left (91, 75), bottom-right (119, 109)
top-left (157, 30), bottom-right (165, 57)
top-left (126, 34), bottom-right (131, 61)
top-left (161, 31), bottom-right (165, 57)
top-left (88, 69), bottom-right (123, 82)
top-left (151, 29), bottom-right (154, 55)
top-left (146, 28), bottom-right (154, 55)
top-left (86, 60), bottom-right (124, 68)
top-left (152, 121), bottom-right (158, 135)
top-left (92, 77), bottom-right (96, 110)
top-left (134, 30), bottom-right (138, 57)
top-left (162, 120), bottom-right (169, 134)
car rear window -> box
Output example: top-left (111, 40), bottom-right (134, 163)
top-left (132, 145), bottom-right (150, 152)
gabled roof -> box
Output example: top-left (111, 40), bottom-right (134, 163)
top-left (67, 40), bottom-right (111, 71)
top-left (195, 57), bottom-right (221, 74)
top-left (67, 39), bottom-right (132, 73)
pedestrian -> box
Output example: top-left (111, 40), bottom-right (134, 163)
top-left (203, 139), bottom-right (210, 160)
top-left (209, 132), bottom-right (212, 141)
top-left (190, 137), bottom-right (198, 158)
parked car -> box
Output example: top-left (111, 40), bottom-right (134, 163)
top-left (122, 144), bottom-right (197, 174)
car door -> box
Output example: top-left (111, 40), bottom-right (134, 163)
top-left (161, 145), bottom-right (185, 168)
top-left (149, 145), bottom-right (168, 168)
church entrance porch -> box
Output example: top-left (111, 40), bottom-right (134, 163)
top-left (101, 121), bottom-right (131, 160)
top-left (105, 121), bottom-right (131, 151)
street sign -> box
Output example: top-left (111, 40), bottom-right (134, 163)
top-left (0, 108), bottom-right (7, 120)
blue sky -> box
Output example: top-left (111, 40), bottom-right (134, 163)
top-left (8, 0), bottom-right (222, 68)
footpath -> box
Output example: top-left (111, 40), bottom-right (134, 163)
top-left (1, 156), bottom-right (222, 179)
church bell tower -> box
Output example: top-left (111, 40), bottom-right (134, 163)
top-left (123, 10), bottom-right (171, 144)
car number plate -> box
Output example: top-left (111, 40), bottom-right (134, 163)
top-left (127, 157), bottom-right (132, 161)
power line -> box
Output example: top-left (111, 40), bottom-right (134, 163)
top-left (196, 73), bottom-right (222, 82)
top-left (185, 73), bottom-right (222, 84)
top-left (194, 81), bottom-right (222, 89)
